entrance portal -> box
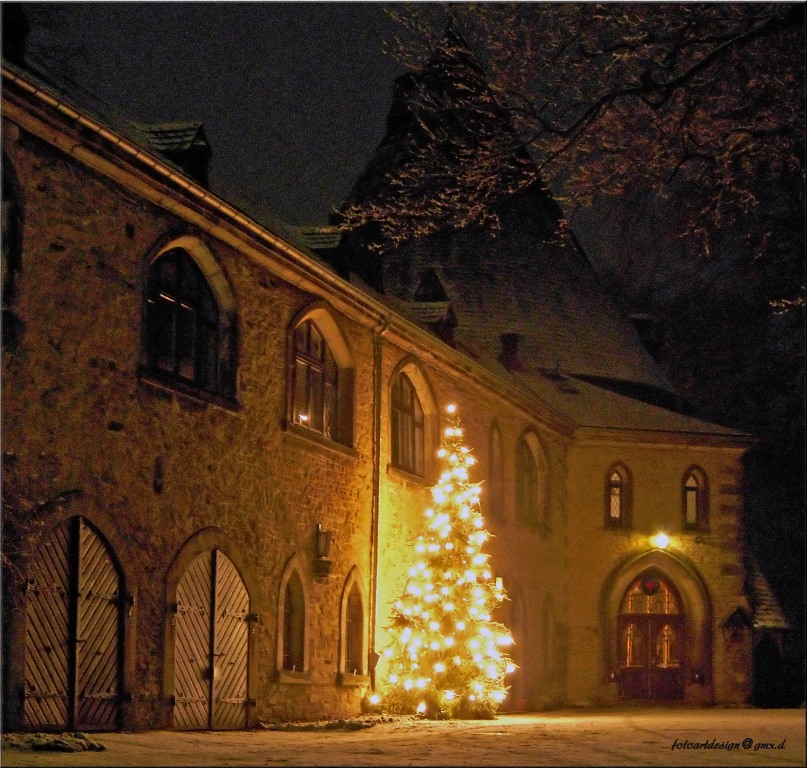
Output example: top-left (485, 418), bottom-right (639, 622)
top-left (617, 571), bottom-right (684, 700)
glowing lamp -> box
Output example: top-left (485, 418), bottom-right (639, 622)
top-left (651, 532), bottom-right (670, 549)
top-left (446, 403), bottom-right (457, 414)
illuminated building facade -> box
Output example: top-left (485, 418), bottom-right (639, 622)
top-left (1, 62), bottom-right (787, 731)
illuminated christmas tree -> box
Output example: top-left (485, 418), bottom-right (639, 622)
top-left (380, 405), bottom-right (516, 719)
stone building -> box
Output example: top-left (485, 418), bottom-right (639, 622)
top-left (0, 55), bottom-right (782, 732)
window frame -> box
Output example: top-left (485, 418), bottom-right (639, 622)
top-left (391, 371), bottom-right (425, 476)
top-left (276, 558), bottom-right (310, 681)
top-left (682, 466), bottom-right (710, 532)
top-left (338, 569), bottom-right (368, 684)
top-left (488, 423), bottom-right (506, 524)
top-left (515, 431), bottom-right (549, 534)
top-left (287, 305), bottom-right (354, 449)
top-left (142, 238), bottom-right (237, 404)
top-left (605, 462), bottom-right (632, 529)
top-left (386, 359), bottom-right (438, 484)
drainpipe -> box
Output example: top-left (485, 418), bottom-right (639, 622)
top-left (369, 315), bottom-right (389, 691)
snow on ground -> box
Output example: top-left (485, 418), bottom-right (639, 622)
top-left (2, 708), bottom-right (804, 767)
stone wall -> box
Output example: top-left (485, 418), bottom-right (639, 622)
top-left (2, 119), bottom-right (377, 727)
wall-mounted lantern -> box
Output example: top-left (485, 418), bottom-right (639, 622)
top-left (650, 532), bottom-right (670, 549)
top-left (315, 524), bottom-right (333, 578)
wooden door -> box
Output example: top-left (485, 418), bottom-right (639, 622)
top-left (618, 572), bottom-right (684, 700)
top-left (24, 517), bottom-right (123, 730)
top-left (173, 550), bottom-right (249, 730)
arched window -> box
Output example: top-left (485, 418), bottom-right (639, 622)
top-left (292, 319), bottom-right (338, 438)
top-left (682, 466), bottom-right (709, 531)
top-left (289, 307), bottom-right (353, 446)
top-left (515, 432), bottom-right (549, 534)
top-left (281, 570), bottom-right (306, 672)
top-left (488, 424), bottom-right (505, 523)
top-left (144, 247), bottom-right (235, 399)
top-left (605, 463), bottom-right (632, 528)
top-left (391, 372), bottom-right (424, 475)
top-left (343, 582), bottom-right (364, 676)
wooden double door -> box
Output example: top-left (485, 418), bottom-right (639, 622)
top-left (23, 517), bottom-right (125, 730)
top-left (618, 572), bottom-right (685, 700)
top-left (172, 549), bottom-right (251, 730)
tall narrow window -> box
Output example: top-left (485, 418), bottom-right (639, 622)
top-left (682, 466), bottom-right (709, 531)
top-left (391, 372), bottom-right (424, 475)
top-left (145, 248), bottom-right (234, 398)
top-left (605, 463), bottom-right (632, 528)
top-left (488, 425), bottom-right (505, 522)
top-left (282, 571), bottom-right (305, 672)
top-left (344, 584), bottom-right (364, 675)
top-left (292, 319), bottom-right (338, 439)
top-left (516, 434), bottom-right (548, 532)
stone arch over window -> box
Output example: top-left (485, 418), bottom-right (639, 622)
top-left (602, 549), bottom-right (713, 703)
top-left (515, 430), bottom-right (549, 534)
top-left (277, 555), bottom-right (310, 676)
top-left (487, 422), bottom-right (506, 524)
top-left (143, 236), bottom-right (237, 400)
top-left (2, 154), bottom-right (24, 346)
top-left (287, 302), bottom-right (354, 446)
top-left (388, 357), bottom-right (439, 481)
top-left (163, 527), bottom-right (258, 729)
top-left (339, 567), bottom-right (367, 680)
top-left (605, 462), bottom-right (632, 529)
top-left (682, 466), bottom-right (709, 531)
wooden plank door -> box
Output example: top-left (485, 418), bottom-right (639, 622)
top-left (75, 518), bottom-right (123, 729)
top-left (173, 551), bottom-right (213, 729)
top-left (211, 552), bottom-right (249, 729)
top-left (24, 517), bottom-right (123, 730)
top-left (174, 550), bottom-right (249, 730)
top-left (24, 518), bottom-right (72, 729)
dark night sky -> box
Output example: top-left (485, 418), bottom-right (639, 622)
top-left (26, 2), bottom-right (406, 227)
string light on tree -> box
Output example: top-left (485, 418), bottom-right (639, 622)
top-left (380, 404), bottom-right (516, 719)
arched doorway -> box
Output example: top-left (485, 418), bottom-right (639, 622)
top-left (617, 570), bottom-right (684, 700)
top-left (172, 549), bottom-right (250, 730)
top-left (23, 516), bottom-right (125, 730)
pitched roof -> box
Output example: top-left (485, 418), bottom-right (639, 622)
top-left (745, 557), bottom-right (791, 630)
top-left (133, 121), bottom-right (211, 156)
top-left (336, 27), bottom-right (750, 439)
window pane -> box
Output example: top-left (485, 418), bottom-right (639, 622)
top-left (391, 373), bottom-right (423, 474)
top-left (622, 623), bottom-right (647, 667)
top-left (310, 367), bottom-right (324, 433)
top-left (293, 360), bottom-right (310, 424)
top-left (153, 298), bottom-right (176, 373)
top-left (284, 575), bottom-right (305, 671)
top-left (686, 487), bottom-right (698, 526)
top-left (176, 304), bottom-right (196, 380)
top-left (295, 322), bottom-right (307, 352)
top-left (516, 441), bottom-right (537, 524)
top-left (309, 324), bottom-right (323, 361)
top-left (346, 589), bottom-right (363, 674)
top-left (610, 486), bottom-right (622, 521)
top-left (655, 623), bottom-right (680, 668)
